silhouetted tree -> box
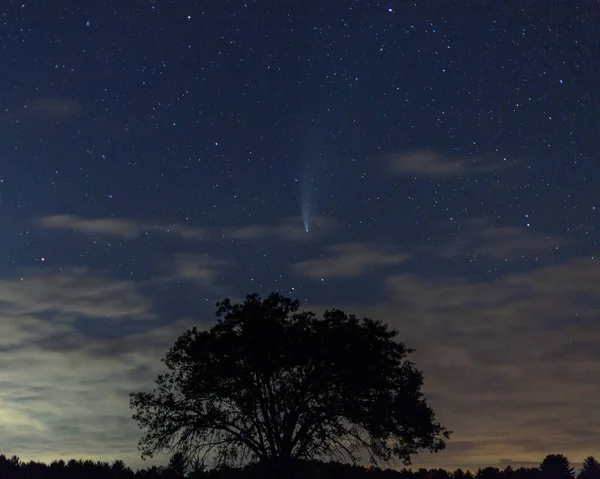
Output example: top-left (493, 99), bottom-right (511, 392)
top-left (108, 460), bottom-right (134, 479)
top-left (0, 455), bottom-right (20, 474)
top-left (515, 467), bottom-right (543, 479)
top-left (0, 454), bottom-right (597, 479)
top-left (414, 468), bottom-right (429, 479)
top-left (187, 457), bottom-right (208, 479)
top-left (130, 293), bottom-right (450, 479)
top-left (453, 468), bottom-right (467, 479)
top-left (503, 466), bottom-right (515, 479)
top-left (540, 454), bottom-right (576, 479)
top-left (580, 457), bottom-right (600, 479)
top-left (427, 469), bottom-right (451, 479)
top-left (165, 452), bottom-right (187, 479)
top-left (477, 467), bottom-right (501, 479)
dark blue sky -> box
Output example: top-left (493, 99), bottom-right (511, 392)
top-left (0, 0), bottom-right (598, 471)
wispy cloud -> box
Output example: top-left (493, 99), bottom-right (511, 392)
top-left (294, 247), bottom-right (600, 470)
top-left (426, 217), bottom-right (565, 261)
top-left (379, 257), bottom-right (600, 468)
top-left (170, 254), bottom-right (227, 284)
top-left (0, 320), bottom-right (186, 467)
top-left (293, 242), bottom-right (409, 279)
top-left (0, 267), bottom-right (187, 466)
top-left (37, 214), bottom-right (337, 243)
top-left (28, 98), bottom-right (81, 120)
top-left (0, 268), bottom-right (153, 320)
top-left (38, 215), bottom-right (143, 239)
top-left (37, 215), bottom-right (207, 240)
top-left (0, 98), bottom-right (81, 122)
top-left (227, 215), bottom-right (338, 242)
top-left (383, 149), bottom-right (508, 178)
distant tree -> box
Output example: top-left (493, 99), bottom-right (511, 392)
top-left (111, 459), bottom-right (135, 479)
top-left (137, 465), bottom-right (165, 479)
top-left (580, 457), bottom-right (600, 479)
top-left (515, 467), bottom-right (544, 479)
top-left (187, 457), bottom-right (208, 479)
top-left (414, 468), bottom-right (429, 479)
top-left (165, 452), bottom-right (187, 479)
top-left (112, 459), bottom-right (126, 471)
top-left (0, 455), bottom-right (20, 472)
top-left (397, 467), bottom-right (416, 479)
top-left (540, 454), bottom-right (576, 479)
top-left (427, 469), bottom-right (451, 479)
top-left (453, 468), bottom-right (467, 479)
top-left (477, 467), bottom-right (501, 479)
top-left (413, 467), bottom-right (427, 479)
top-left (503, 465), bottom-right (515, 479)
top-left (130, 293), bottom-right (450, 479)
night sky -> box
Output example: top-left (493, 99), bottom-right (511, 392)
top-left (1, 0), bottom-right (599, 471)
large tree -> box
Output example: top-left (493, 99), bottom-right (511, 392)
top-left (130, 293), bottom-right (450, 479)
top-left (540, 454), bottom-right (576, 479)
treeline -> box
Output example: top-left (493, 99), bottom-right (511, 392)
top-left (0, 453), bottom-right (598, 479)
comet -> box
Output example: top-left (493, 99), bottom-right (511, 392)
top-left (299, 170), bottom-right (313, 233)
top-left (301, 201), bottom-right (310, 233)
top-left (298, 153), bottom-right (323, 234)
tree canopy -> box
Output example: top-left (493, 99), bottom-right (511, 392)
top-left (130, 293), bottom-right (450, 479)
top-left (580, 457), bottom-right (600, 479)
top-left (540, 454), bottom-right (576, 479)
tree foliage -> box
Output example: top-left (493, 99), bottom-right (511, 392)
top-left (166, 453), bottom-right (188, 479)
top-left (477, 467), bottom-right (502, 479)
top-left (540, 454), bottom-right (576, 479)
top-left (580, 457), bottom-right (600, 479)
top-left (129, 293), bottom-right (450, 478)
